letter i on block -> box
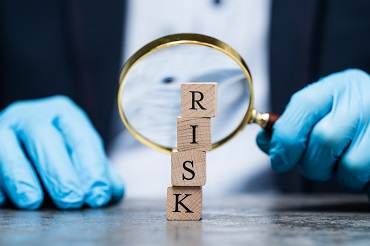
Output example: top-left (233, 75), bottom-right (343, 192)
top-left (177, 117), bottom-right (211, 152)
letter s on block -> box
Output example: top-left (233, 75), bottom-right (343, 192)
top-left (182, 160), bottom-right (195, 180)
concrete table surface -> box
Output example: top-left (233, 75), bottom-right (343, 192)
top-left (1, 195), bottom-right (370, 246)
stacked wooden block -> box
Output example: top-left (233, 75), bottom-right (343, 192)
top-left (166, 82), bottom-right (217, 221)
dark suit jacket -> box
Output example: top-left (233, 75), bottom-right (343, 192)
top-left (1, 0), bottom-right (370, 193)
top-left (0, 0), bottom-right (125, 144)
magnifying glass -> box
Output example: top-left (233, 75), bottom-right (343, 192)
top-left (118, 33), bottom-right (279, 154)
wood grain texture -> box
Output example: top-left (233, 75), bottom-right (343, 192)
top-left (171, 150), bottom-right (206, 186)
top-left (181, 83), bottom-right (217, 118)
top-left (177, 117), bottom-right (211, 152)
top-left (166, 186), bottom-right (202, 221)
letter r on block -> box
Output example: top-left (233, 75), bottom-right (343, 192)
top-left (181, 82), bottom-right (217, 118)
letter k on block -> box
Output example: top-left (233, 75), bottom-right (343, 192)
top-left (166, 186), bottom-right (202, 221)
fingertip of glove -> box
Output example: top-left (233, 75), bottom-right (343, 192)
top-left (85, 185), bottom-right (112, 208)
top-left (106, 161), bottom-right (125, 203)
top-left (270, 150), bottom-right (293, 173)
top-left (256, 130), bottom-right (271, 154)
top-left (111, 185), bottom-right (125, 204)
top-left (54, 189), bottom-right (84, 210)
top-left (298, 164), bottom-right (332, 181)
top-left (16, 190), bottom-right (44, 210)
top-left (366, 186), bottom-right (370, 201)
top-left (0, 191), bottom-right (7, 206)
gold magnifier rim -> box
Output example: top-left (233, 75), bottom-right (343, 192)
top-left (117, 33), bottom-right (254, 154)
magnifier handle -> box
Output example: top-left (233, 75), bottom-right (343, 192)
top-left (252, 110), bottom-right (280, 131)
top-left (264, 113), bottom-right (280, 131)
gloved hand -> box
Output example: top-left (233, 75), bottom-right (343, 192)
top-left (0, 95), bottom-right (124, 210)
top-left (257, 69), bottom-right (370, 194)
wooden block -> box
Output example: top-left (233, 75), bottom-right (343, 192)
top-left (181, 82), bottom-right (217, 118)
top-left (166, 186), bottom-right (202, 221)
top-left (171, 150), bottom-right (206, 186)
top-left (177, 117), bottom-right (211, 152)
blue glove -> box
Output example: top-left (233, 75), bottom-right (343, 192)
top-left (257, 69), bottom-right (370, 193)
top-left (0, 95), bottom-right (124, 210)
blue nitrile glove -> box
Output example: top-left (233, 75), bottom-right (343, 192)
top-left (0, 95), bottom-right (124, 210)
top-left (256, 69), bottom-right (370, 193)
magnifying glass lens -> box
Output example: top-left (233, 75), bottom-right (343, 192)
top-left (120, 43), bottom-right (251, 150)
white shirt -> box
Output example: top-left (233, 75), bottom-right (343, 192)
top-left (110, 0), bottom-right (274, 198)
